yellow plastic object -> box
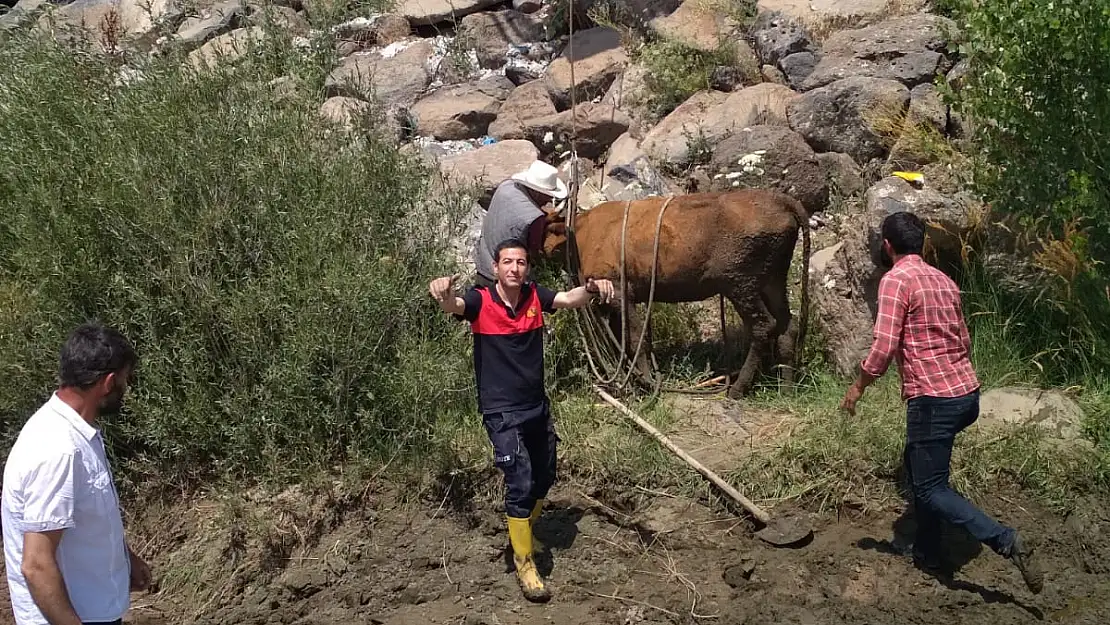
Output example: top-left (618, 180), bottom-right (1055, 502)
top-left (892, 171), bottom-right (925, 185)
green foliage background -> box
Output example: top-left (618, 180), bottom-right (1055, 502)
top-left (943, 0), bottom-right (1110, 381)
top-left (0, 29), bottom-right (476, 488)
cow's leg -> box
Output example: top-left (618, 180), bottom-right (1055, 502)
top-left (762, 280), bottom-right (797, 391)
top-left (726, 285), bottom-right (775, 399)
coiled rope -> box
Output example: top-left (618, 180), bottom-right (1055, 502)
top-left (560, 1), bottom-right (730, 396)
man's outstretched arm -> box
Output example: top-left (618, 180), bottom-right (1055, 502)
top-left (841, 275), bottom-right (908, 415)
top-left (429, 276), bottom-right (466, 316)
top-left (553, 278), bottom-right (616, 309)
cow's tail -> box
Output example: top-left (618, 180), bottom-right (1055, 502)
top-left (791, 197), bottom-right (811, 374)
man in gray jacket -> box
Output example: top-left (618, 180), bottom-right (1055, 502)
top-left (474, 160), bottom-right (569, 287)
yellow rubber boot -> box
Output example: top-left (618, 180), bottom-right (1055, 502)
top-left (529, 499), bottom-right (546, 552)
top-left (506, 516), bottom-right (552, 603)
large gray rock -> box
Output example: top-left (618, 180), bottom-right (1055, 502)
top-left (642, 83), bottom-right (799, 171)
top-left (780, 51), bottom-right (818, 90)
top-left (601, 133), bottom-right (676, 202)
top-left (188, 26), bottom-right (265, 71)
top-left (458, 9), bottom-right (545, 70)
top-left (788, 76), bottom-right (909, 164)
top-left (325, 40), bottom-right (434, 109)
top-left (545, 27), bottom-right (628, 108)
top-left (978, 388), bottom-right (1086, 441)
top-left (704, 125), bottom-right (828, 213)
top-left (488, 79), bottom-right (558, 140)
top-left (437, 139), bottom-right (539, 201)
top-left (757, 0), bottom-right (887, 22)
top-left (174, 0), bottom-right (245, 49)
top-left (816, 152), bottom-right (865, 199)
top-left (812, 176), bottom-right (978, 374)
top-left (752, 10), bottom-right (812, 67)
top-left (396, 0), bottom-right (502, 26)
top-left (410, 77), bottom-right (512, 140)
top-left (865, 176), bottom-right (975, 276)
top-left (494, 102), bottom-right (631, 160)
top-left (33, 0), bottom-right (178, 44)
top-left (801, 14), bottom-right (955, 91)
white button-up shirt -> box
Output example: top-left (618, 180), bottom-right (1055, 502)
top-left (2, 394), bottom-right (130, 625)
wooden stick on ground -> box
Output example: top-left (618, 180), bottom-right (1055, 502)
top-left (594, 386), bottom-right (771, 525)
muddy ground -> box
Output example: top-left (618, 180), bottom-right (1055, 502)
top-left (110, 485), bottom-right (1108, 625)
top-left (2, 399), bottom-right (1107, 625)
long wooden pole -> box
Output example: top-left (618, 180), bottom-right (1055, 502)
top-left (594, 386), bottom-right (772, 524)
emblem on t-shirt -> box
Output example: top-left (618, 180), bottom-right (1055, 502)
top-left (526, 307), bottom-right (537, 318)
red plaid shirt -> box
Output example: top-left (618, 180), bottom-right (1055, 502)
top-left (861, 254), bottom-right (980, 400)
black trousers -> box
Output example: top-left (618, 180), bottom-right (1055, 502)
top-left (483, 402), bottom-right (559, 518)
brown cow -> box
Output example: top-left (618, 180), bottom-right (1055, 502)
top-left (543, 188), bottom-right (811, 398)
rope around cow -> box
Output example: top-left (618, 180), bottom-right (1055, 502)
top-left (559, 1), bottom-right (732, 396)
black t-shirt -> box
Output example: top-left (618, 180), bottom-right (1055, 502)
top-left (460, 282), bottom-right (558, 414)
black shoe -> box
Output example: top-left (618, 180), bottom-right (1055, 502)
top-left (912, 550), bottom-right (949, 577)
top-left (1009, 534), bottom-right (1044, 594)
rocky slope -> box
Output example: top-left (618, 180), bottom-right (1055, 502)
top-left (0, 0), bottom-right (983, 373)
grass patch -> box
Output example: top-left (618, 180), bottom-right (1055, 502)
top-left (635, 37), bottom-right (745, 120)
top-left (733, 371), bottom-right (1109, 515)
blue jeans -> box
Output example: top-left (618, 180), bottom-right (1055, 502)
top-left (905, 390), bottom-right (1016, 558)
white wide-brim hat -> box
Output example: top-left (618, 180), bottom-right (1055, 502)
top-left (511, 160), bottom-right (569, 200)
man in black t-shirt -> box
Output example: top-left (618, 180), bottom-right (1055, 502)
top-left (429, 239), bottom-right (614, 602)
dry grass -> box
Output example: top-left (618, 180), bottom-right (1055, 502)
top-left (800, 0), bottom-right (932, 43)
top-left (863, 94), bottom-right (966, 173)
top-left (801, 14), bottom-right (863, 44)
top-left (883, 0), bottom-right (932, 17)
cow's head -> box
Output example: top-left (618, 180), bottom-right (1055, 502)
top-left (541, 206), bottom-right (569, 258)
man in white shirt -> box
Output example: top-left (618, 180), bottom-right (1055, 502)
top-left (2, 322), bottom-right (151, 625)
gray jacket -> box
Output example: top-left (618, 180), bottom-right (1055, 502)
top-left (474, 180), bottom-right (544, 280)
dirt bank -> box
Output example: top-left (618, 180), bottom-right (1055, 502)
top-left (104, 479), bottom-right (1108, 625)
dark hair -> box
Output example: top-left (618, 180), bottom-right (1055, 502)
top-left (58, 322), bottom-right (137, 389)
top-left (494, 238), bottom-right (529, 263)
top-left (881, 211), bottom-right (926, 256)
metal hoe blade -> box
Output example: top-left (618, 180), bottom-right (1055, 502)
top-left (754, 513), bottom-right (813, 547)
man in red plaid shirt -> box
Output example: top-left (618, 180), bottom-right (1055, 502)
top-left (840, 212), bottom-right (1043, 594)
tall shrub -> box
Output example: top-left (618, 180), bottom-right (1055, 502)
top-left (0, 30), bottom-right (474, 487)
top-left (949, 0), bottom-right (1110, 380)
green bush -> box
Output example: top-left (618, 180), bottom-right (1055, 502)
top-left (951, 0), bottom-right (1110, 261)
top-left (942, 0), bottom-right (1110, 383)
top-left (636, 38), bottom-right (739, 120)
top-left (0, 29), bottom-right (475, 489)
